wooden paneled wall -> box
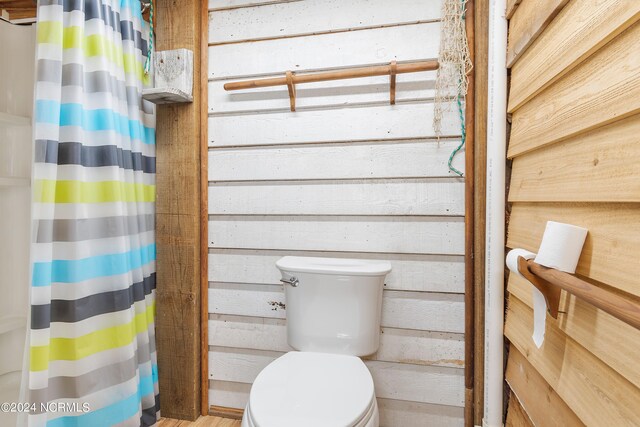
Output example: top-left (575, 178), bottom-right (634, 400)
top-left (504, 0), bottom-right (640, 425)
top-left (206, 1), bottom-right (466, 425)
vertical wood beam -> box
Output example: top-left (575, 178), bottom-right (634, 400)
top-left (464, 1), bottom-right (476, 426)
top-left (154, 0), bottom-right (204, 420)
top-left (199, 0), bottom-right (210, 417)
top-left (473, 0), bottom-right (489, 424)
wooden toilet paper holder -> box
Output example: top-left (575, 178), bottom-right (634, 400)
top-left (516, 256), bottom-right (640, 330)
top-left (517, 256), bottom-right (561, 318)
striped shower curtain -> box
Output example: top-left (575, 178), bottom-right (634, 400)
top-left (28, 0), bottom-right (158, 426)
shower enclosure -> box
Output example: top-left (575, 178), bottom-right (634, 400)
top-left (0, 19), bottom-right (35, 427)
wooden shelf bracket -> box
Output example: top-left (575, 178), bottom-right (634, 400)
top-left (389, 60), bottom-right (397, 105)
top-left (223, 59), bottom-right (439, 112)
top-left (517, 256), bottom-right (640, 330)
top-left (285, 70), bottom-right (296, 112)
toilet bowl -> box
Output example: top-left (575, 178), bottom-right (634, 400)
top-left (240, 256), bottom-right (391, 427)
top-left (241, 352), bottom-right (378, 427)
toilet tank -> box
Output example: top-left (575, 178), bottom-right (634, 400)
top-left (276, 256), bottom-right (391, 356)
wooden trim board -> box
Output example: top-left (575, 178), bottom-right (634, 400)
top-left (158, 415), bottom-right (242, 426)
top-left (464, 1), bottom-right (475, 425)
top-left (200, 0), bottom-right (211, 416)
top-left (209, 405), bottom-right (244, 420)
top-left (472, 0), bottom-right (488, 423)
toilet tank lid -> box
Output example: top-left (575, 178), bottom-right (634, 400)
top-left (276, 256), bottom-right (391, 276)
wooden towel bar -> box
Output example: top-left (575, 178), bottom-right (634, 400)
top-left (517, 257), bottom-right (640, 330)
top-left (223, 60), bottom-right (439, 111)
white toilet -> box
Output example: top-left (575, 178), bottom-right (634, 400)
top-left (241, 256), bottom-right (391, 427)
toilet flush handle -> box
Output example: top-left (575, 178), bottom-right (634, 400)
top-left (280, 276), bottom-right (299, 287)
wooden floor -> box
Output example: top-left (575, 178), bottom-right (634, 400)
top-left (158, 416), bottom-right (242, 427)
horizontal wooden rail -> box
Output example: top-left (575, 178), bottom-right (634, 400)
top-left (517, 257), bottom-right (640, 331)
top-left (223, 60), bottom-right (440, 111)
top-left (224, 60), bottom-right (439, 90)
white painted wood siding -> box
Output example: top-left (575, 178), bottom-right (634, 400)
top-left (207, 1), bottom-right (464, 425)
top-left (208, 250), bottom-right (465, 293)
top-left (209, 0), bottom-right (442, 43)
top-left (208, 284), bottom-right (465, 333)
top-left (208, 22), bottom-right (440, 79)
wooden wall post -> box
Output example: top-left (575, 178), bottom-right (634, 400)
top-left (464, 1), bottom-right (476, 426)
top-left (199, 0), bottom-right (210, 416)
top-left (473, 0), bottom-right (489, 424)
top-left (154, 0), bottom-right (205, 420)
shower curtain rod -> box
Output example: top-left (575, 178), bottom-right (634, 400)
top-left (223, 59), bottom-right (440, 111)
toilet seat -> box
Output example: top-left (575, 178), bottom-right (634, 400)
top-left (244, 351), bottom-right (377, 427)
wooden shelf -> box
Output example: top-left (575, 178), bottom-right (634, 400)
top-left (0, 316), bottom-right (26, 336)
top-left (142, 87), bottom-right (193, 104)
top-left (0, 111), bottom-right (31, 126)
top-left (0, 176), bottom-right (30, 187)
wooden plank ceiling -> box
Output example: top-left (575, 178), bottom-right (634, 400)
top-left (0, 0), bottom-right (150, 23)
top-left (0, 0), bottom-right (36, 23)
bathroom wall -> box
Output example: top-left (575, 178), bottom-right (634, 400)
top-left (206, 1), bottom-right (465, 425)
top-left (503, 0), bottom-right (640, 425)
top-left (0, 19), bottom-right (35, 426)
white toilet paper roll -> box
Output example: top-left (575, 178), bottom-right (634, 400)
top-left (532, 290), bottom-right (546, 349)
top-left (534, 221), bottom-right (588, 274)
top-left (506, 248), bottom-right (537, 278)
top-left (506, 248), bottom-right (546, 348)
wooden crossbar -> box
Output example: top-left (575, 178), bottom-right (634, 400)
top-left (223, 60), bottom-right (440, 111)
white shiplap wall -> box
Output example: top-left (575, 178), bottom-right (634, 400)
top-left (207, 1), bottom-right (465, 425)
